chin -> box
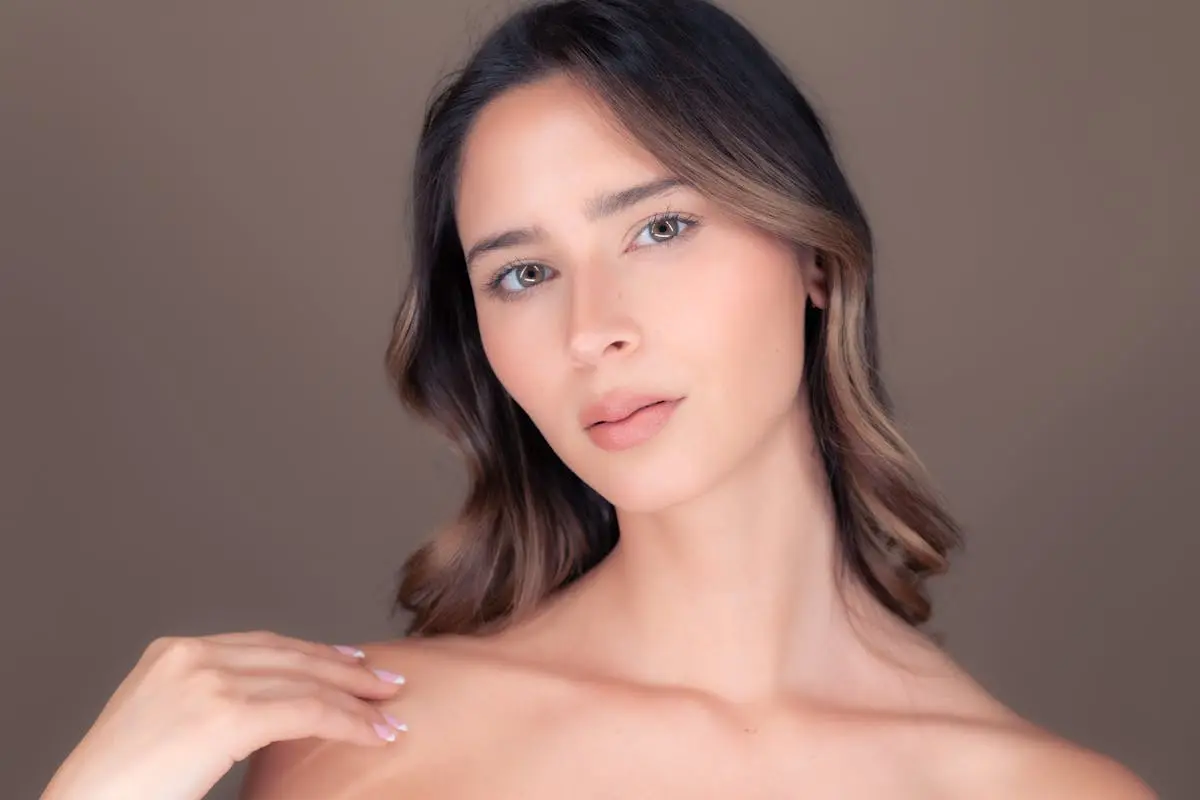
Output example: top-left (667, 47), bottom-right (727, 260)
top-left (565, 398), bottom-right (806, 516)
top-left (563, 435), bottom-right (723, 515)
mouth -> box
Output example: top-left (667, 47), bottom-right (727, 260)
top-left (579, 391), bottom-right (682, 430)
top-left (583, 397), bottom-right (683, 452)
top-left (587, 399), bottom-right (670, 428)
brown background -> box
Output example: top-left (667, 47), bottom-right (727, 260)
top-left (2, 1), bottom-right (1195, 797)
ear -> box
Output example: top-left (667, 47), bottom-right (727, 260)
top-left (798, 245), bottom-right (829, 310)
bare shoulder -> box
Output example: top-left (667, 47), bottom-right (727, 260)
top-left (869, 630), bottom-right (1156, 799)
top-left (992, 733), bottom-right (1155, 799)
top-left (939, 717), bottom-right (1157, 799)
top-left (237, 633), bottom-right (549, 800)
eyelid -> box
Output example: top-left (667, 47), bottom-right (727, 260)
top-left (483, 258), bottom-right (550, 291)
top-left (480, 207), bottom-right (702, 300)
top-left (625, 207), bottom-right (701, 251)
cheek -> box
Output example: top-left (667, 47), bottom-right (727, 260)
top-left (671, 238), bottom-right (809, 403)
top-left (476, 304), bottom-right (563, 424)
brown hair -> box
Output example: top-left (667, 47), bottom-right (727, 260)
top-left (384, 0), bottom-right (962, 636)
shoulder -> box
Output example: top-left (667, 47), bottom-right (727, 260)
top-left (997, 735), bottom-right (1156, 798)
top-left (936, 718), bottom-right (1157, 799)
top-left (235, 636), bottom-right (453, 800)
top-left (867, 635), bottom-right (1155, 799)
top-left (237, 634), bottom-right (555, 800)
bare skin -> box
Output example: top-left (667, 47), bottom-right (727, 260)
top-left (241, 74), bottom-right (1154, 798)
top-left (241, 621), bottom-right (1150, 798)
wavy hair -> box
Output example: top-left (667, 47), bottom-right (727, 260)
top-left (385, 0), bottom-right (963, 636)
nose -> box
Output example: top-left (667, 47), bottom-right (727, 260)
top-left (565, 269), bottom-right (641, 367)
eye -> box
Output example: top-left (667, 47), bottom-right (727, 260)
top-left (480, 211), bottom-right (701, 301)
top-left (484, 261), bottom-right (555, 299)
top-left (631, 212), bottom-right (697, 248)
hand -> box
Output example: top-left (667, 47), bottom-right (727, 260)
top-left (39, 630), bottom-right (407, 800)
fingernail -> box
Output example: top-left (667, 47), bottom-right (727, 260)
top-left (384, 712), bottom-right (408, 732)
top-left (373, 722), bottom-right (397, 741)
top-left (334, 645), bottom-right (365, 659)
top-left (372, 668), bottom-right (406, 684)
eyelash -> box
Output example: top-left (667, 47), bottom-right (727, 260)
top-left (482, 210), bottom-right (702, 301)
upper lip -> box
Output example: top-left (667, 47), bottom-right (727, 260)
top-left (579, 390), bottom-right (680, 429)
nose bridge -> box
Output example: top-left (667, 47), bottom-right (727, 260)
top-left (565, 256), bottom-right (639, 364)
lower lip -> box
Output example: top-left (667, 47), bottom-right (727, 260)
top-left (585, 399), bottom-right (683, 452)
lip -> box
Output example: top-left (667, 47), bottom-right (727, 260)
top-left (580, 392), bottom-right (685, 453)
top-left (579, 390), bottom-right (681, 429)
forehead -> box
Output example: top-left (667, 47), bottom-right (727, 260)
top-left (455, 76), bottom-right (667, 236)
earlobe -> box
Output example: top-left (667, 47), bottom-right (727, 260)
top-left (805, 248), bottom-right (830, 310)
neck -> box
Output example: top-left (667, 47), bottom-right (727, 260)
top-left (529, 400), bottom-right (924, 705)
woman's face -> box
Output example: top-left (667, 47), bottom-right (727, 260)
top-left (454, 75), bottom-right (827, 512)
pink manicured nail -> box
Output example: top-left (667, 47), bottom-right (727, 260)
top-left (333, 645), bottom-right (365, 659)
top-left (373, 722), bottom-right (397, 741)
top-left (372, 668), bottom-right (406, 684)
top-left (384, 712), bottom-right (408, 732)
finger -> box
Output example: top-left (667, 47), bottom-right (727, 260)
top-left (242, 677), bottom-right (406, 748)
top-left (203, 630), bottom-right (367, 665)
top-left (212, 642), bottom-right (405, 700)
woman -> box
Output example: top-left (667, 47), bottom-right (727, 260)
top-left (41, 0), bottom-right (1155, 797)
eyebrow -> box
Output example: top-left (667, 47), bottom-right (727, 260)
top-left (463, 176), bottom-right (686, 268)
